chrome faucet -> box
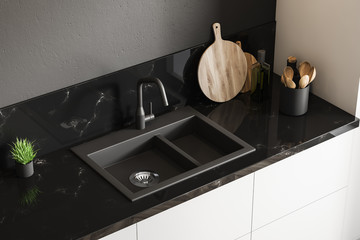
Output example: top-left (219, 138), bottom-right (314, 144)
top-left (136, 77), bottom-right (169, 130)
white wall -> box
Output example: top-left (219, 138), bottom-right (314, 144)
top-left (274, 0), bottom-right (360, 115)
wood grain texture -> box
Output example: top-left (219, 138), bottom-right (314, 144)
top-left (198, 23), bottom-right (247, 102)
top-left (236, 41), bottom-right (257, 93)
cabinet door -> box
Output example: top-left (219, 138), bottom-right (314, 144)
top-left (137, 173), bottom-right (254, 240)
top-left (99, 224), bottom-right (136, 240)
top-left (236, 233), bottom-right (251, 240)
top-left (252, 130), bottom-right (354, 230)
top-left (252, 188), bottom-right (347, 240)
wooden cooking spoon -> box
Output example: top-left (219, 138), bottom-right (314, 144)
top-left (283, 66), bottom-right (294, 80)
top-left (198, 23), bottom-right (247, 102)
top-left (299, 75), bottom-right (310, 89)
top-left (281, 74), bottom-right (286, 86)
top-left (299, 61), bottom-right (311, 78)
top-left (285, 77), bottom-right (296, 89)
top-left (308, 66), bottom-right (316, 83)
top-left (283, 66), bottom-right (296, 88)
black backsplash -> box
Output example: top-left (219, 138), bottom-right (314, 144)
top-left (0, 22), bottom-right (275, 171)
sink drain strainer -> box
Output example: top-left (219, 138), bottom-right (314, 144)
top-left (129, 171), bottom-right (160, 188)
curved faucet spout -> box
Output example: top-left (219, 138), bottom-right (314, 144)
top-left (136, 77), bottom-right (169, 130)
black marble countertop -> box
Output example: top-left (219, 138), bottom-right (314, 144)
top-left (0, 78), bottom-right (358, 240)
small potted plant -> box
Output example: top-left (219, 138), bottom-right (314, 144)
top-left (10, 138), bottom-right (38, 178)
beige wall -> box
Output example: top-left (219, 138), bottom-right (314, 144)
top-left (274, 0), bottom-right (360, 114)
top-left (275, 1), bottom-right (360, 239)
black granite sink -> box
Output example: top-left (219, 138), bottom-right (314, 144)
top-left (71, 106), bottom-right (255, 201)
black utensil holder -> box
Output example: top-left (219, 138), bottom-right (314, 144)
top-left (279, 84), bottom-right (309, 116)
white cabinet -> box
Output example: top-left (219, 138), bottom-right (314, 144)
top-left (252, 188), bottom-right (347, 240)
top-left (252, 130), bottom-right (353, 230)
top-left (99, 224), bottom-right (137, 240)
top-left (137, 173), bottom-right (254, 240)
top-left (236, 233), bottom-right (251, 240)
top-left (99, 129), bottom-right (356, 240)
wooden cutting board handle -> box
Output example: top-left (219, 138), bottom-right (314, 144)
top-left (213, 23), bottom-right (222, 41)
top-left (197, 23), bottom-right (247, 102)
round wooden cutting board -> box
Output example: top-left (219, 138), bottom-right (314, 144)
top-left (198, 23), bottom-right (247, 102)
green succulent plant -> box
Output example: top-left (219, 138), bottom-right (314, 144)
top-left (10, 138), bottom-right (38, 165)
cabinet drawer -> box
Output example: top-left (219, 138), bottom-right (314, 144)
top-left (99, 224), bottom-right (136, 240)
top-left (253, 130), bottom-right (353, 229)
top-left (137, 173), bottom-right (254, 240)
top-left (237, 233), bottom-right (251, 240)
top-left (252, 188), bottom-right (347, 240)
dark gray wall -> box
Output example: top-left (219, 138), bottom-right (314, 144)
top-left (0, 0), bottom-right (275, 108)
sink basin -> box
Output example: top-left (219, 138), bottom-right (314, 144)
top-left (72, 106), bottom-right (255, 201)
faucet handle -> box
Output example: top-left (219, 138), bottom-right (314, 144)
top-left (136, 77), bottom-right (167, 129)
top-left (149, 102), bottom-right (153, 115)
top-left (144, 102), bottom-right (155, 123)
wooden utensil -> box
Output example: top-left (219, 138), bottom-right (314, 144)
top-left (298, 61), bottom-right (311, 78)
top-left (299, 75), bottom-right (310, 89)
top-left (283, 67), bottom-right (296, 88)
top-left (198, 23), bottom-right (247, 102)
top-left (283, 66), bottom-right (294, 80)
top-left (308, 66), bottom-right (316, 83)
top-left (236, 41), bottom-right (257, 93)
top-left (285, 77), bottom-right (296, 89)
top-left (281, 74), bottom-right (286, 87)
